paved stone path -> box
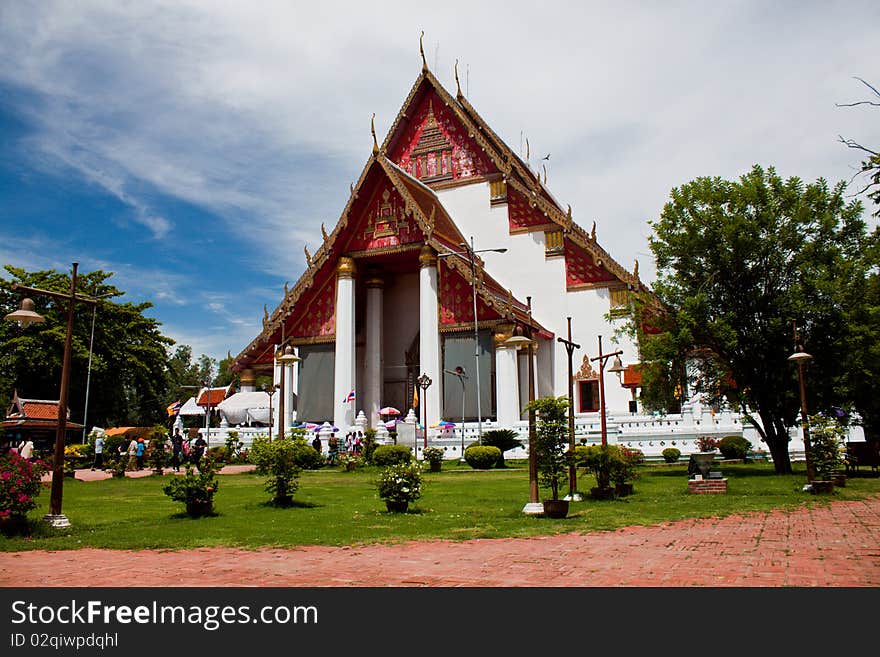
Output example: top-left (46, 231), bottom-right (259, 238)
top-left (3, 494), bottom-right (879, 587)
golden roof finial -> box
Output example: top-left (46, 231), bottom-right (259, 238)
top-left (371, 113), bottom-right (378, 155)
top-left (633, 259), bottom-right (640, 279)
top-left (419, 31), bottom-right (427, 71)
top-left (321, 222), bottom-right (329, 242)
top-left (304, 245), bottom-right (312, 266)
top-left (526, 138), bottom-right (530, 162)
top-left (454, 59), bottom-right (462, 98)
top-left (542, 164), bottom-right (547, 185)
top-left (590, 221), bottom-right (597, 241)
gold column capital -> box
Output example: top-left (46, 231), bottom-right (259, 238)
top-left (336, 256), bottom-right (357, 278)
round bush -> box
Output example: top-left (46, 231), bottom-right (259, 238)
top-left (662, 447), bottom-right (681, 463)
top-left (372, 444), bottom-right (413, 466)
top-left (718, 435), bottom-right (752, 460)
top-left (464, 445), bottom-right (502, 469)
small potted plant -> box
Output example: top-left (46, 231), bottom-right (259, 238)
top-left (525, 395), bottom-right (571, 518)
top-left (422, 446), bottom-right (445, 472)
top-left (578, 444), bottom-right (618, 500)
top-left (809, 414), bottom-right (847, 494)
top-left (162, 459), bottom-right (219, 516)
top-left (610, 446), bottom-right (643, 496)
top-left (338, 452), bottom-right (362, 472)
top-left (376, 462), bottom-right (423, 513)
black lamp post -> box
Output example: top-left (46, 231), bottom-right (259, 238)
top-left (591, 335), bottom-right (624, 448)
top-left (557, 317), bottom-right (581, 501)
top-left (788, 323), bottom-right (816, 482)
top-left (5, 263), bottom-right (98, 528)
top-left (262, 383), bottom-right (280, 441)
top-left (444, 366), bottom-right (467, 462)
top-left (417, 373), bottom-right (432, 453)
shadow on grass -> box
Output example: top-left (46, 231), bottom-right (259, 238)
top-left (169, 511), bottom-right (219, 520)
top-left (259, 499), bottom-right (320, 509)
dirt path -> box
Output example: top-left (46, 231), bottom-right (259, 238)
top-left (3, 494), bottom-right (879, 587)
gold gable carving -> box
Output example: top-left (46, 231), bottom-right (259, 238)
top-left (575, 354), bottom-right (598, 380)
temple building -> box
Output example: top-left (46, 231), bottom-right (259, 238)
top-left (231, 56), bottom-right (654, 436)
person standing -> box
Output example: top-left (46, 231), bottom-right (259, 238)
top-left (127, 438), bottom-right (138, 471)
top-left (135, 437), bottom-right (146, 470)
top-left (311, 434), bottom-right (322, 456)
top-left (92, 434), bottom-right (105, 470)
top-left (192, 434), bottom-right (207, 469)
top-left (171, 429), bottom-right (184, 472)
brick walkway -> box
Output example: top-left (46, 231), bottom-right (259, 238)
top-left (3, 494), bottom-right (879, 587)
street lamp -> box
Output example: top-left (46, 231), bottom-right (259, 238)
top-left (262, 383), bottom-right (280, 440)
top-left (4, 262), bottom-right (98, 528)
top-left (276, 345), bottom-right (301, 441)
top-left (590, 335), bottom-right (624, 448)
top-left (417, 373), bottom-right (432, 453)
top-left (504, 296), bottom-right (542, 515)
top-left (443, 366), bottom-right (468, 462)
top-left (437, 237), bottom-right (507, 445)
top-left (788, 324), bottom-right (816, 482)
top-left (557, 317), bottom-right (581, 500)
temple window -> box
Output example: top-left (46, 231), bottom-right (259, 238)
top-left (578, 379), bottom-right (600, 413)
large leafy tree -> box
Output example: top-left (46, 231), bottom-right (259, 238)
top-left (0, 266), bottom-right (175, 429)
top-left (625, 165), bottom-right (872, 473)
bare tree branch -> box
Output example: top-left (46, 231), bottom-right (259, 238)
top-left (838, 135), bottom-right (878, 156)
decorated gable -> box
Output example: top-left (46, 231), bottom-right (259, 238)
top-left (390, 89), bottom-right (495, 185)
top-left (508, 185), bottom-right (555, 234)
top-left (342, 183), bottom-right (423, 253)
top-left (438, 260), bottom-right (500, 325)
top-left (565, 239), bottom-right (618, 290)
top-left (287, 266), bottom-right (337, 339)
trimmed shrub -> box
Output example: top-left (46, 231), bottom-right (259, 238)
top-left (372, 444), bottom-right (413, 466)
top-left (206, 445), bottom-right (227, 463)
top-left (662, 447), bottom-right (681, 463)
top-left (291, 436), bottom-right (323, 470)
top-left (464, 445), bottom-right (502, 469)
top-left (249, 436), bottom-right (302, 505)
top-left (480, 429), bottom-right (523, 467)
top-left (718, 435), bottom-right (752, 460)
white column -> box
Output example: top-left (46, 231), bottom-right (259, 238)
top-left (334, 257), bottom-right (357, 429)
top-left (419, 246), bottom-right (441, 430)
top-left (364, 273), bottom-right (384, 429)
top-left (292, 347), bottom-right (300, 426)
top-left (285, 349), bottom-right (299, 426)
top-left (494, 324), bottom-right (520, 429)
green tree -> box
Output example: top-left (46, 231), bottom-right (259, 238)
top-left (624, 165), bottom-right (870, 473)
top-left (0, 266), bottom-right (174, 428)
top-left (524, 396), bottom-right (570, 500)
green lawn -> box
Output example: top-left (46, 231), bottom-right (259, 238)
top-left (4, 460), bottom-right (878, 552)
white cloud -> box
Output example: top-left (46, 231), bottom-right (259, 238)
top-left (1, 0), bottom-right (877, 358)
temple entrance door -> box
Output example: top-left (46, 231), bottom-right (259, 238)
top-left (383, 332), bottom-right (419, 416)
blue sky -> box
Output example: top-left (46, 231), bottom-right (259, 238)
top-left (0, 1), bottom-right (877, 367)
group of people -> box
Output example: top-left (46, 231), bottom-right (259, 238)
top-left (320, 430), bottom-right (365, 465)
top-left (105, 428), bottom-right (207, 473)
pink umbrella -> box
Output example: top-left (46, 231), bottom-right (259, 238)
top-left (378, 406), bottom-right (401, 415)
top-left (384, 420), bottom-right (399, 429)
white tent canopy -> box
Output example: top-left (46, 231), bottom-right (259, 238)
top-left (217, 391), bottom-right (276, 426)
top-left (178, 397), bottom-right (205, 416)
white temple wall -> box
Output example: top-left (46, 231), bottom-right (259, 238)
top-left (437, 182), bottom-right (639, 417)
